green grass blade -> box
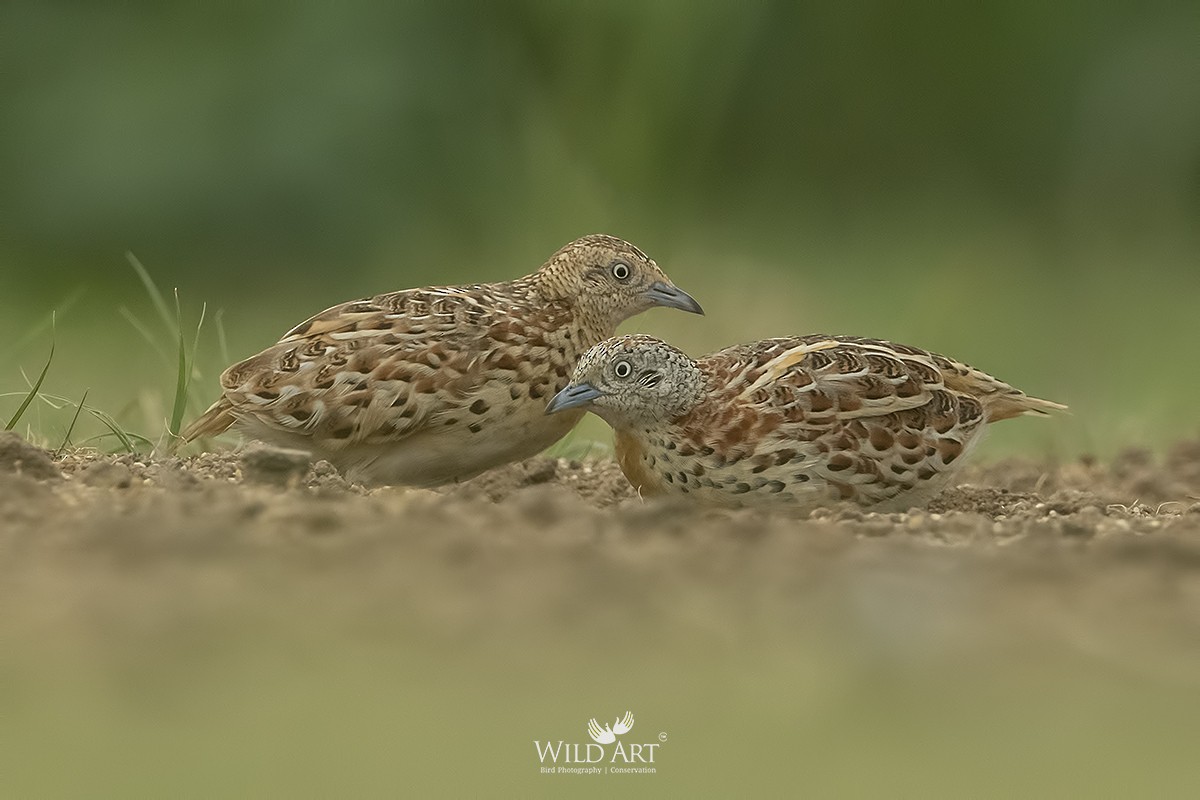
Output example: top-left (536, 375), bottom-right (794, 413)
top-left (169, 290), bottom-right (189, 438)
top-left (171, 296), bottom-right (206, 443)
top-left (74, 432), bottom-right (140, 450)
top-left (5, 319), bottom-right (55, 431)
top-left (168, 291), bottom-right (206, 440)
top-left (76, 430), bottom-right (155, 452)
top-left (56, 389), bottom-right (89, 457)
top-left (85, 408), bottom-right (137, 453)
top-left (4, 385), bottom-right (151, 454)
top-left (190, 301), bottom-right (208, 386)
top-left (126, 251), bottom-right (175, 334)
top-left (4, 287), bottom-right (84, 363)
top-left (214, 308), bottom-right (230, 366)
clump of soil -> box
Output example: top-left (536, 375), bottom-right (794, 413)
top-left (238, 443), bottom-right (315, 487)
top-left (0, 431), bottom-right (62, 481)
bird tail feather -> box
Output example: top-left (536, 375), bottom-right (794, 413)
top-left (986, 392), bottom-right (1068, 422)
top-left (180, 398), bottom-right (236, 442)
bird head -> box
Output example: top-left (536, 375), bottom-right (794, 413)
top-left (533, 234), bottom-right (703, 333)
top-left (545, 334), bottom-right (707, 427)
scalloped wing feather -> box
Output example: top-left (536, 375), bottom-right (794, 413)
top-left (179, 234), bottom-right (696, 485)
top-left (665, 335), bottom-right (1057, 509)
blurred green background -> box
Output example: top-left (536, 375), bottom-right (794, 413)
top-left (4, 4), bottom-right (1200, 798)
top-left (2, 1), bottom-right (1198, 455)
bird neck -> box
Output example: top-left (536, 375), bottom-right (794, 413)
top-left (521, 277), bottom-right (612, 346)
top-left (650, 366), bottom-right (712, 430)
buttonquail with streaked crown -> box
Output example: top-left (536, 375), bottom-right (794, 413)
top-left (548, 334), bottom-right (1065, 510)
top-left (183, 235), bottom-right (703, 486)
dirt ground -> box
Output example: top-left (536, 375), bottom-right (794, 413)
top-left (4, 429), bottom-right (1200, 656)
top-left (4, 431), bottom-right (1200, 795)
top-left (4, 430), bottom-right (1199, 538)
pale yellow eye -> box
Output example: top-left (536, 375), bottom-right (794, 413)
top-left (614, 360), bottom-right (632, 379)
top-left (610, 262), bottom-right (631, 281)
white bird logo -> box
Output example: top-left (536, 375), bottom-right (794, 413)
top-left (587, 711), bottom-right (635, 744)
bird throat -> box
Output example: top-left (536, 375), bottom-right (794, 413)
top-left (614, 429), bottom-right (667, 497)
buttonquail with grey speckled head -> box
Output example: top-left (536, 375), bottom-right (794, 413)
top-left (182, 235), bottom-right (702, 486)
top-left (547, 334), bottom-right (1064, 511)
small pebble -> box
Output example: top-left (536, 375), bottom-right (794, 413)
top-left (80, 461), bottom-right (133, 489)
top-left (240, 444), bottom-right (312, 487)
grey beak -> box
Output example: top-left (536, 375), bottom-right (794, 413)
top-left (545, 383), bottom-right (604, 415)
top-left (644, 281), bottom-right (704, 315)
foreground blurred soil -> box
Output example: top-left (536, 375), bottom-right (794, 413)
top-left (5, 431), bottom-right (1198, 551)
top-left (3, 432), bottom-right (1200, 796)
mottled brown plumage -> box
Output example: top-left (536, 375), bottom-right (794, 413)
top-left (183, 235), bottom-right (702, 486)
top-left (547, 334), bottom-right (1065, 510)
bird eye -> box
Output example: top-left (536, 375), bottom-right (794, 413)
top-left (610, 261), bottom-right (631, 281)
top-left (614, 360), bottom-right (632, 379)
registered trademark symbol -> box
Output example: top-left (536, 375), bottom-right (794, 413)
top-left (658, 731), bottom-right (668, 742)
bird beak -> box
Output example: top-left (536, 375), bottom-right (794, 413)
top-left (643, 281), bottom-right (704, 315)
top-left (545, 383), bottom-right (604, 415)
